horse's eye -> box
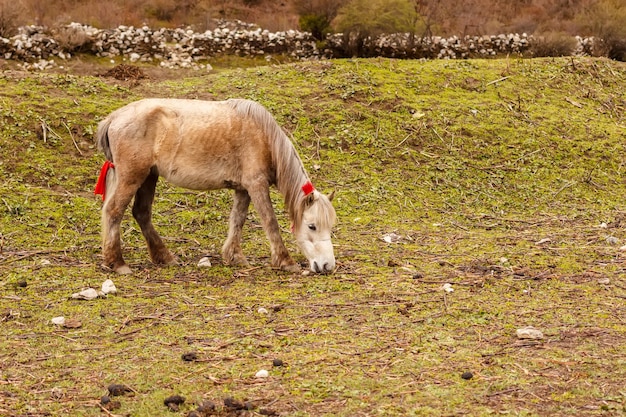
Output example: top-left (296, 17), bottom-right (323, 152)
top-left (308, 224), bottom-right (317, 231)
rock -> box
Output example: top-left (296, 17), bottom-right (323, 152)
top-left (255, 369), bottom-right (269, 378)
top-left (442, 283), bottom-right (454, 293)
top-left (71, 288), bottom-right (99, 300)
top-left (597, 278), bottom-right (610, 285)
top-left (516, 326), bottom-right (544, 340)
top-left (101, 279), bottom-right (117, 294)
top-left (257, 307), bottom-right (269, 314)
top-left (197, 256), bottom-right (212, 267)
top-left (51, 316), bottom-right (66, 326)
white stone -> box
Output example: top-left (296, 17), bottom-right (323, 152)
top-left (255, 369), bottom-right (269, 378)
top-left (516, 326), bottom-right (544, 340)
top-left (71, 288), bottom-right (99, 300)
top-left (51, 316), bottom-right (66, 325)
top-left (101, 279), bottom-right (117, 294)
top-left (197, 257), bottom-right (212, 267)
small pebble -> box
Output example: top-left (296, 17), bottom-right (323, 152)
top-left (597, 278), bottom-right (610, 285)
top-left (255, 369), bottom-right (269, 378)
top-left (442, 283), bottom-right (454, 293)
top-left (197, 256), bottom-right (212, 267)
top-left (257, 307), bottom-right (269, 314)
top-left (51, 316), bottom-right (66, 326)
top-left (71, 288), bottom-right (99, 300)
top-left (16, 280), bottom-right (27, 288)
top-left (461, 371), bottom-right (473, 380)
top-left (516, 326), bottom-right (544, 340)
top-left (272, 358), bottom-right (284, 367)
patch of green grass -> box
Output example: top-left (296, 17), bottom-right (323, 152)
top-left (1, 57), bottom-right (626, 416)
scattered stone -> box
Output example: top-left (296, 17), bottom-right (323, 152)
top-left (381, 232), bottom-right (402, 243)
top-left (164, 394), bottom-right (186, 412)
top-left (605, 236), bottom-right (619, 245)
top-left (197, 256), bottom-right (212, 267)
top-left (181, 352), bottom-right (198, 362)
top-left (620, 245), bottom-right (626, 251)
top-left (461, 371), bottom-right (474, 380)
top-left (255, 369), bottom-right (269, 378)
top-left (272, 358), bottom-right (284, 367)
top-left (516, 326), bottom-right (544, 340)
top-left (51, 316), bottom-right (66, 326)
top-left (16, 280), bottom-right (27, 288)
top-left (442, 283), bottom-right (454, 293)
top-left (107, 383), bottom-right (132, 397)
top-left (257, 307), bottom-right (269, 314)
top-left (597, 278), bottom-right (610, 285)
top-left (101, 279), bottom-right (117, 294)
top-left (40, 259), bottom-right (52, 266)
top-left (71, 288), bottom-right (100, 300)
top-left (535, 238), bottom-right (551, 245)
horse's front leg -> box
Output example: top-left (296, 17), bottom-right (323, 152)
top-left (247, 184), bottom-right (299, 272)
top-left (222, 189), bottom-right (251, 266)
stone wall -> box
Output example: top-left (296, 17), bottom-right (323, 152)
top-left (0, 21), bottom-right (597, 71)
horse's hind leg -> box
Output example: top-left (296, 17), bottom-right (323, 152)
top-left (222, 189), bottom-right (251, 266)
top-left (102, 182), bottom-right (137, 275)
top-left (132, 170), bottom-right (177, 266)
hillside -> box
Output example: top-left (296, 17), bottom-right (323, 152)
top-left (0, 57), bottom-right (625, 416)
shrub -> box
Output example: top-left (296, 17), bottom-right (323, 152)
top-left (0, 0), bottom-right (25, 37)
top-left (529, 32), bottom-right (577, 57)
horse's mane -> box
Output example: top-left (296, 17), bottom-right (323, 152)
top-left (225, 99), bottom-right (334, 231)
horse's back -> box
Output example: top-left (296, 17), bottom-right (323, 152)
top-left (104, 98), bottom-right (274, 190)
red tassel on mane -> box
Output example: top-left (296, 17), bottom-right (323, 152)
top-left (302, 181), bottom-right (315, 196)
top-left (94, 160), bottom-right (114, 201)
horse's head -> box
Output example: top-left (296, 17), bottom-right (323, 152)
top-left (293, 190), bottom-right (336, 274)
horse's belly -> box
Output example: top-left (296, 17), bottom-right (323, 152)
top-left (159, 164), bottom-right (239, 191)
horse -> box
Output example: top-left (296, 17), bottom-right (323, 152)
top-left (94, 98), bottom-right (336, 274)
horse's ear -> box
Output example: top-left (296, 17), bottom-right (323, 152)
top-left (328, 191), bottom-right (335, 202)
top-left (304, 193), bottom-right (316, 206)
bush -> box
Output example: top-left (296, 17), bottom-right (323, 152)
top-left (529, 32), bottom-right (577, 57)
top-left (332, 0), bottom-right (417, 57)
top-left (582, 0), bottom-right (626, 61)
top-left (0, 0), bottom-right (25, 37)
top-left (299, 13), bottom-right (330, 40)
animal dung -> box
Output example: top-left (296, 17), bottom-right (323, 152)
top-left (164, 394), bottom-right (186, 412)
top-left (181, 352), bottom-right (198, 362)
top-left (461, 371), bottom-right (474, 380)
top-left (272, 358), bottom-right (284, 367)
top-left (107, 383), bottom-right (133, 397)
top-left (516, 326), bottom-right (544, 340)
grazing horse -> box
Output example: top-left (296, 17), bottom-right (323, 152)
top-left (94, 98), bottom-right (336, 274)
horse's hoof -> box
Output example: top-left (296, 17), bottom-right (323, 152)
top-left (281, 263), bottom-right (300, 273)
top-left (115, 264), bottom-right (132, 275)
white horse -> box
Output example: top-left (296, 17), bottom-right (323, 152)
top-left (94, 98), bottom-right (336, 274)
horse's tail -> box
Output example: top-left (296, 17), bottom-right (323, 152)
top-left (96, 117), bottom-right (114, 162)
top-left (94, 117), bottom-right (117, 205)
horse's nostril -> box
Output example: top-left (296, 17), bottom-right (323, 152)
top-left (313, 261), bottom-right (321, 273)
top-left (323, 262), bottom-right (330, 272)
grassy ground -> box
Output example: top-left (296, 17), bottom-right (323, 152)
top-left (1, 57), bottom-right (625, 416)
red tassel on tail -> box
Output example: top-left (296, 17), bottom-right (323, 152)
top-left (94, 160), bottom-right (114, 201)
